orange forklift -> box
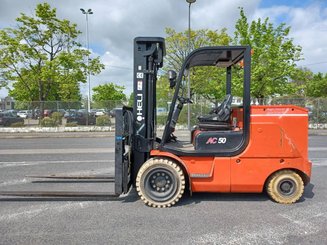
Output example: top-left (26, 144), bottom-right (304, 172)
top-left (0, 37), bottom-right (312, 208)
top-left (128, 37), bottom-right (312, 207)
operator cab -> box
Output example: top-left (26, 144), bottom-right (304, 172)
top-left (160, 46), bottom-right (251, 157)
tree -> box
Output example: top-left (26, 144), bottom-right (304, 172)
top-left (156, 75), bottom-right (174, 106)
top-left (0, 3), bottom-right (104, 109)
top-left (290, 67), bottom-right (313, 97)
top-left (92, 82), bottom-right (126, 109)
top-left (164, 28), bottom-right (231, 105)
top-left (165, 28), bottom-right (231, 72)
top-left (306, 72), bottom-right (327, 98)
top-left (128, 92), bottom-right (134, 107)
top-left (234, 8), bottom-right (302, 103)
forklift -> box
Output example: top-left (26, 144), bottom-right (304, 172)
top-left (0, 37), bottom-right (312, 208)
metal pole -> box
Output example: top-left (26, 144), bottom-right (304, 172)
top-left (85, 14), bottom-right (91, 113)
top-left (80, 8), bottom-right (93, 113)
top-left (187, 2), bottom-right (191, 131)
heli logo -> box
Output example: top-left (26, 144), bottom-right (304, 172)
top-left (136, 93), bottom-right (143, 121)
top-left (206, 137), bottom-right (227, 144)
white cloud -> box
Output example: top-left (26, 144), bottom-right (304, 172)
top-left (254, 3), bottom-right (327, 73)
top-left (1, 0), bottom-right (327, 98)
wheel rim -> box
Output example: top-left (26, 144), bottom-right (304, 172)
top-left (143, 167), bottom-right (178, 203)
top-left (278, 178), bottom-right (296, 196)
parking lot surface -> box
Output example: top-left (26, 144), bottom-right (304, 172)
top-left (0, 135), bottom-right (326, 244)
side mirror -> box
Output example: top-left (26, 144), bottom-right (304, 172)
top-left (168, 70), bottom-right (177, 88)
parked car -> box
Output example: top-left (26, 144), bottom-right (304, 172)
top-left (43, 109), bottom-right (53, 117)
top-left (64, 109), bottom-right (77, 118)
top-left (17, 110), bottom-right (32, 119)
top-left (66, 111), bottom-right (96, 125)
top-left (0, 111), bottom-right (24, 126)
top-left (95, 109), bottom-right (107, 117)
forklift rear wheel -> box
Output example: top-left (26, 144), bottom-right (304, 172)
top-left (266, 170), bottom-right (304, 204)
top-left (136, 158), bottom-right (185, 208)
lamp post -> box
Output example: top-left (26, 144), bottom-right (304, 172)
top-left (80, 8), bottom-right (93, 113)
top-left (186, 0), bottom-right (196, 131)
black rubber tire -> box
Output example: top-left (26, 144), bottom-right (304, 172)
top-left (136, 158), bottom-right (185, 208)
top-left (266, 170), bottom-right (304, 204)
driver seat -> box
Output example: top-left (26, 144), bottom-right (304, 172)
top-left (197, 94), bottom-right (233, 130)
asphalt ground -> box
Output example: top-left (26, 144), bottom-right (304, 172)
top-left (0, 134), bottom-right (326, 244)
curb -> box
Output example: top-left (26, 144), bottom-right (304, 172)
top-left (0, 129), bottom-right (326, 139)
top-left (0, 126), bottom-right (113, 133)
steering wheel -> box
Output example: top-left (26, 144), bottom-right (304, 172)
top-left (177, 96), bottom-right (193, 105)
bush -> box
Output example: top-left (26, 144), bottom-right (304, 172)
top-left (10, 122), bottom-right (25, 127)
top-left (157, 115), bottom-right (168, 125)
top-left (40, 117), bottom-right (58, 127)
top-left (51, 112), bottom-right (63, 125)
top-left (96, 115), bottom-right (111, 126)
top-left (65, 122), bottom-right (78, 127)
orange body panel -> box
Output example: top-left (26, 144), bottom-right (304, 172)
top-left (151, 105), bottom-right (312, 193)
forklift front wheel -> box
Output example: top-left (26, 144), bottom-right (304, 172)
top-left (266, 170), bottom-right (304, 204)
top-left (136, 158), bottom-right (185, 208)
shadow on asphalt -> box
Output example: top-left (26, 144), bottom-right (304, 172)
top-left (0, 184), bottom-right (315, 205)
top-left (303, 183), bottom-right (315, 199)
top-left (0, 196), bottom-right (122, 202)
top-left (178, 183), bottom-right (316, 206)
top-left (178, 192), bottom-right (269, 206)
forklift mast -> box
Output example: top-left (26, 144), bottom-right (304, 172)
top-left (132, 37), bottom-right (166, 180)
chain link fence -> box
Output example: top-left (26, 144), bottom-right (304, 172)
top-left (2, 98), bottom-right (327, 128)
top-left (4, 100), bottom-right (127, 127)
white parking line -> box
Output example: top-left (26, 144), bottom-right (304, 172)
top-left (311, 159), bottom-right (327, 166)
top-left (309, 147), bottom-right (327, 151)
top-left (0, 159), bottom-right (114, 168)
top-left (0, 148), bottom-right (114, 155)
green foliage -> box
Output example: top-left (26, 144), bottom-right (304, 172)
top-left (157, 115), bottom-right (168, 126)
top-left (164, 28), bottom-right (231, 103)
top-left (40, 117), bottom-right (57, 127)
top-left (156, 76), bottom-right (174, 107)
top-left (65, 122), bottom-right (78, 127)
top-left (290, 68), bottom-right (314, 97)
top-left (306, 72), bottom-right (327, 98)
top-left (233, 8), bottom-right (302, 101)
top-left (165, 28), bottom-right (231, 72)
top-left (0, 3), bottom-right (104, 104)
top-left (92, 83), bottom-right (126, 109)
top-left (51, 112), bottom-right (63, 125)
top-left (13, 101), bottom-right (32, 110)
top-left (289, 68), bottom-right (327, 99)
top-left (128, 92), bottom-right (134, 107)
top-left (10, 122), bottom-right (25, 127)
top-left (92, 83), bottom-right (126, 101)
top-left (96, 115), bottom-right (111, 126)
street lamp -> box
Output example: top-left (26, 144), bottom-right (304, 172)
top-left (186, 0), bottom-right (196, 131)
top-left (80, 8), bottom-right (93, 113)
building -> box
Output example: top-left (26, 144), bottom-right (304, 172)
top-left (0, 96), bottom-right (15, 111)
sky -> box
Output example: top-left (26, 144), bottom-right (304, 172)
top-left (0, 0), bottom-right (326, 98)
